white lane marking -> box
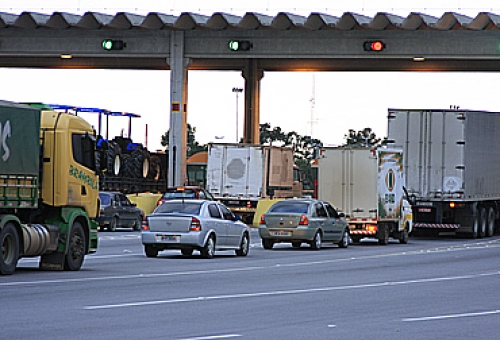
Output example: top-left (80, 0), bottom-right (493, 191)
top-left (83, 271), bottom-right (500, 310)
top-left (177, 334), bottom-right (241, 340)
top-left (4, 240), bottom-right (500, 287)
top-left (402, 309), bottom-right (500, 322)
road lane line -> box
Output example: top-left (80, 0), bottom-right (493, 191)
top-left (177, 334), bottom-right (242, 340)
top-left (402, 309), bottom-right (500, 322)
top-left (83, 271), bottom-right (500, 310)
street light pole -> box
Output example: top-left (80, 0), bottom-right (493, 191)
top-left (232, 87), bottom-right (243, 143)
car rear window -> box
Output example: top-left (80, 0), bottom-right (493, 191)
top-left (269, 202), bottom-right (309, 214)
top-left (99, 193), bottom-right (111, 205)
top-left (154, 202), bottom-right (202, 215)
top-left (161, 189), bottom-right (197, 199)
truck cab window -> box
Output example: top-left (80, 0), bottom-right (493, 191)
top-left (72, 133), bottom-right (96, 171)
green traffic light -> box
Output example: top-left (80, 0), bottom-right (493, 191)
top-left (228, 40), bottom-right (240, 51)
top-left (102, 40), bottom-right (113, 50)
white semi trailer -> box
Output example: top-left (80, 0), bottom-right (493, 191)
top-left (387, 108), bottom-right (500, 238)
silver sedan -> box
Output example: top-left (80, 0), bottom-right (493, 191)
top-left (142, 199), bottom-right (250, 258)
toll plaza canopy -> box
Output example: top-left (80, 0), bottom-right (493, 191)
top-left (2, 10), bottom-right (500, 185)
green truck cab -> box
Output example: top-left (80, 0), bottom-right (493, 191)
top-left (0, 101), bottom-right (99, 275)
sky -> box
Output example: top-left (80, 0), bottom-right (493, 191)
top-left (1, 1), bottom-right (500, 151)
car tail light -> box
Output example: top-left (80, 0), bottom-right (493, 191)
top-left (142, 217), bottom-right (150, 231)
top-left (260, 214), bottom-right (266, 225)
top-left (190, 217), bottom-right (201, 231)
top-left (299, 215), bottom-right (309, 225)
top-left (157, 199), bottom-right (166, 206)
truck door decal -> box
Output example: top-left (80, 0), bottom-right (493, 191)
top-left (0, 120), bottom-right (11, 161)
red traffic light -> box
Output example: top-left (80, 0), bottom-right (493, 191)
top-left (363, 41), bottom-right (385, 51)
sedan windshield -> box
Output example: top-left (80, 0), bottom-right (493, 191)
top-left (154, 201), bottom-right (202, 215)
top-left (269, 202), bottom-right (309, 214)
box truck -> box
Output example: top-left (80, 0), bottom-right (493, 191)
top-left (318, 147), bottom-right (412, 244)
top-left (387, 108), bottom-right (500, 238)
top-left (206, 143), bottom-right (302, 225)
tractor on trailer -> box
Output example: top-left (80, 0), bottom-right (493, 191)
top-left (386, 108), bottom-right (500, 238)
top-left (0, 101), bottom-right (99, 275)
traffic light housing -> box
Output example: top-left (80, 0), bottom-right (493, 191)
top-left (102, 39), bottom-right (126, 51)
top-left (363, 40), bottom-right (385, 52)
top-left (228, 40), bottom-right (253, 51)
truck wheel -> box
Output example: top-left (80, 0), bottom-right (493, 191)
top-left (378, 225), bottom-right (389, 245)
top-left (338, 229), bottom-right (349, 248)
top-left (181, 248), bottom-right (193, 256)
top-left (351, 236), bottom-right (361, 244)
top-left (109, 217), bottom-right (118, 232)
top-left (134, 216), bottom-right (143, 231)
top-left (399, 225), bottom-right (409, 244)
top-left (478, 207), bottom-right (487, 238)
top-left (262, 239), bottom-right (274, 250)
top-left (0, 223), bottom-right (19, 275)
top-left (310, 231), bottom-right (322, 250)
top-left (145, 245), bottom-right (158, 258)
top-left (292, 242), bottom-right (302, 248)
top-left (486, 207), bottom-right (495, 237)
top-left (235, 233), bottom-right (249, 256)
top-left (64, 222), bottom-right (86, 271)
top-left (201, 235), bottom-right (215, 258)
top-left (148, 156), bottom-right (161, 181)
top-left (471, 211), bottom-right (479, 239)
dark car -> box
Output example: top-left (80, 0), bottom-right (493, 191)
top-left (157, 186), bottom-right (215, 206)
top-left (96, 191), bottom-right (144, 231)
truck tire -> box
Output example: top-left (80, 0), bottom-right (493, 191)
top-left (486, 207), bottom-right (495, 237)
top-left (148, 156), bottom-right (161, 181)
top-left (121, 154), bottom-right (134, 178)
top-left (107, 142), bottom-right (121, 176)
top-left (378, 225), bottom-right (389, 245)
top-left (478, 207), bottom-right (487, 238)
top-left (64, 221), bottom-right (86, 271)
top-left (132, 149), bottom-right (150, 178)
top-left (399, 224), bottom-right (409, 244)
top-left (470, 211), bottom-right (479, 239)
top-left (0, 223), bottom-right (19, 275)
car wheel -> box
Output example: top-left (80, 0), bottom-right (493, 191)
top-left (64, 221), bottom-right (86, 271)
top-left (201, 235), bottom-right (215, 259)
top-left (310, 231), bottom-right (322, 250)
top-left (262, 239), bottom-right (274, 250)
top-left (181, 248), bottom-right (193, 256)
top-left (109, 217), bottom-right (118, 232)
top-left (235, 233), bottom-right (249, 256)
top-left (338, 229), bottom-right (349, 248)
top-left (292, 242), bottom-right (302, 248)
top-left (134, 216), bottom-right (142, 231)
top-left (144, 245), bottom-right (158, 258)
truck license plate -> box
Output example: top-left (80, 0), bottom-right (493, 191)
top-left (271, 231), bottom-right (292, 237)
top-left (156, 235), bottom-right (180, 242)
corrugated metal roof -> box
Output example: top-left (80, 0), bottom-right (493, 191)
top-left (1, 11), bottom-right (500, 31)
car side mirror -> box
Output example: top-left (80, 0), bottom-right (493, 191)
top-left (234, 215), bottom-right (242, 221)
top-left (132, 203), bottom-right (137, 207)
top-left (338, 213), bottom-right (345, 218)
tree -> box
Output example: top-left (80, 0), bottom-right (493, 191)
top-left (161, 124), bottom-right (207, 157)
top-left (343, 127), bottom-right (386, 147)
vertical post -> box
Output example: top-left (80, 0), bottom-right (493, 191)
top-left (232, 87), bottom-right (243, 143)
top-left (242, 59), bottom-right (263, 144)
top-left (168, 31), bottom-right (190, 186)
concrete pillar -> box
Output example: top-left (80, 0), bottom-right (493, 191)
top-left (167, 30), bottom-right (189, 186)
top-left (242, 59), bottom-right (264, 144)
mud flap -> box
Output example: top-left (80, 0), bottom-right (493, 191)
top-left (39, 252), bottom-right (65, 271)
